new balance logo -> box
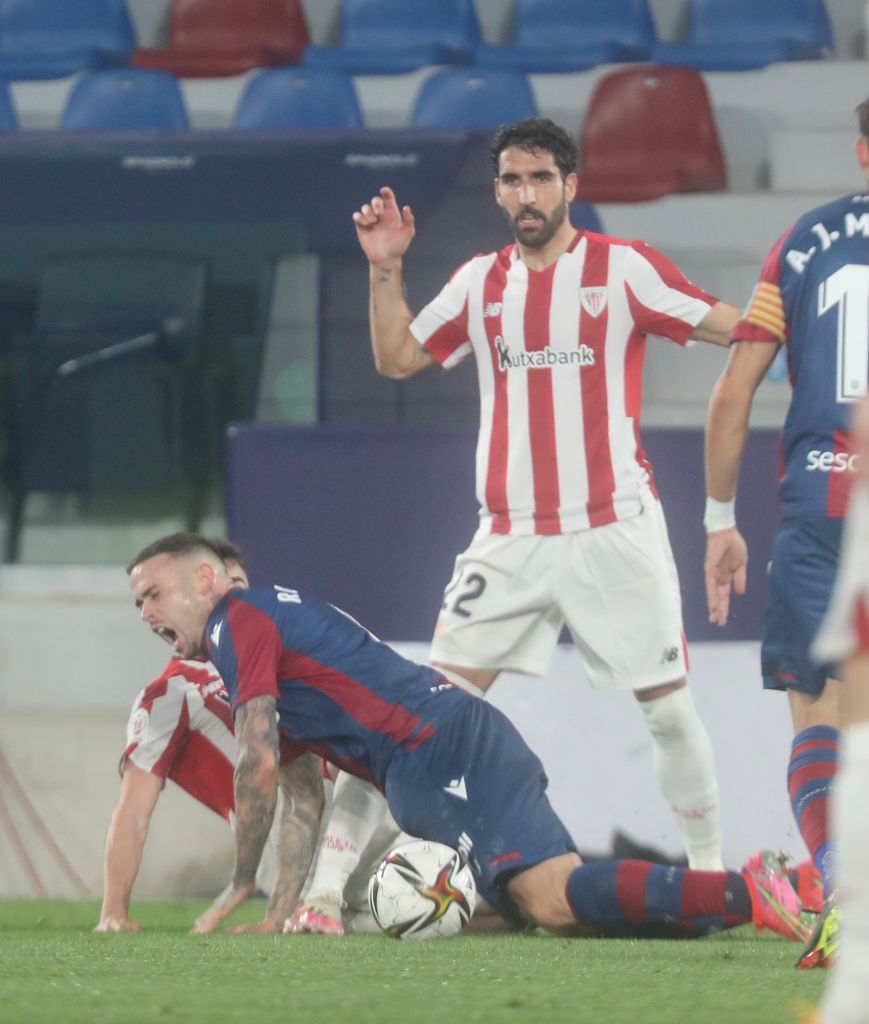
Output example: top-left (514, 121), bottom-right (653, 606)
top-left (444, 776), bottom-right (468, 801)
top-left (210, 620), bottom-right (223, 646)
top-left (483, 302), bottom-right (502, 318)
top-left (659, 646), bottom-right (679, 664)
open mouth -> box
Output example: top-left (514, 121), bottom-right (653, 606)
top-left (154, 625), bottom-right (179, 649)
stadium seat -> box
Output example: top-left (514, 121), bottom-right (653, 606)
top-left (232, 69), bottom-right (363, 130)
top-left (569, 200), bottom-right (603, 233)
top-left (575, 66), bottom-right (726, 203)
top-left (476, 0), bottom-right (656, 73)
top-left (651, 0), bottom-right (834, 71)
top-left (304, 0), bottom-right (481, 75)
top-left (410, 69), bottom-right (537, 130)
top-left (0, 0), bottom-right (135, 82)
top-left (6, 251), bottom-right (210, 563)
top-left (132, 0), bottom-right (309, 78)
top-left (59, 70), bottom-right (190, 132)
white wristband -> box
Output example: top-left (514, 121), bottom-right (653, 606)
top-left (704, 496), bottom-right (736, 533)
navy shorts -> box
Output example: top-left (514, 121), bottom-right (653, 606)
top-left (762, 517), bottom-right (843, 694)
top-left (385, 698), bottom-right (577, 920)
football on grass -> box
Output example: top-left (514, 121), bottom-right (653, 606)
top-left (368, 839), bottom-right (477, 939)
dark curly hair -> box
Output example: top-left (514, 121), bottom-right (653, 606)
top-left (489, 117), bottom-right (579, 180)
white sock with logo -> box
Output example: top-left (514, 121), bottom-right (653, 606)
top-left (821, 723), bottom-right (869, 1024)
top-left (637, 686), bottom-right (723, 871)
top-left (302, 772), bottom-right (389, 908)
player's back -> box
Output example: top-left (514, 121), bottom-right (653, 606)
top-left (777, 192), bottom-right (869, 517)
top-left (206, 586), bottom-right (472, 788)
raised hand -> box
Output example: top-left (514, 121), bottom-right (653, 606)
top-left (353, 186), bottom-right (415, 264)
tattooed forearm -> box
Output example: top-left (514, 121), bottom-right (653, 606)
top-left (265, 755), bottom-right (326, 926)
top-left (232, 695), bottom-right (280, 889)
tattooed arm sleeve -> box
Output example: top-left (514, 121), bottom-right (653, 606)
top-left (231, 694), bottom-right (280, 889)
top-left (263, 753), bottom-right (326, 928)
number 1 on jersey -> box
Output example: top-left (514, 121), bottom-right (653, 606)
top-left (821, 263), bottom-right (869, 403)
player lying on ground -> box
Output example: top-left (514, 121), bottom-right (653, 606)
top-left (127, 533), bottom-right (811, 941)
top-left (95, 541), bottom-right (324, 934)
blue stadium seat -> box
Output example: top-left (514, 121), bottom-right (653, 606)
top-left (0, 84), bottom-right (17, 132)
top-left (569, 200), bottom-right (603, 233)
top-left (304, 0), bottom-right (481, 75)
top-left (410, 70), bottom-right (537, 130)
top-left (476, 0), bottom-right (656, 73)
top-left (651, 0), bottom-right (834, 71)
top-left (0, 0), bottom-right (135, 82)
top-left (232, 69), bottom-right (363, 130)
top-left (59, 70), bottom-right (190, 132)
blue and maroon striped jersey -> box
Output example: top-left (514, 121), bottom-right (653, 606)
top-left (733, 191), bottom-right (869, 517)
top-left (204, 585), bottom-right (472, 789)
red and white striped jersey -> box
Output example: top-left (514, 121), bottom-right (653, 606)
top-left (122, 657), bottom-right (236, 822)
top-left (410, 231), bottom-right (716, 534)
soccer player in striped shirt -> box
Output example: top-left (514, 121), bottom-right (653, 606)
top-left (95, 541), bottom-right (324, 934)
top-left (704, 98), bottom-right (869, 970)
top-left (353, 117), bottom-right (742, 872)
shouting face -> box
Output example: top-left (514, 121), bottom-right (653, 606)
top-left (130, 552), bottom-right (216, 659)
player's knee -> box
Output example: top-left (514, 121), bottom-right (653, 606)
top-left (637, 685), bottom-right (703, 742)
top-left (505, 854), bottom-right (580, 930)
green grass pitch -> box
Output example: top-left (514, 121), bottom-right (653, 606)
top-left (0, 900), bottom-right (826, 1024)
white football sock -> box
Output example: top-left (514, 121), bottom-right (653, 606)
top-left (821, 723), bottom-right (869, 1024)
top-left (302, 772), bottom-right (388, 906)
top-left (637, 686), bottom-right (723, 871)
top-left (433, 666), bottom-right (485, 698)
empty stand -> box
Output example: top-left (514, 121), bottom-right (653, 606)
top-left (232, 68), bottom-right (363, 130)
top-left (304, 0), bottom-right (481, 75)
top-left (133, 0), bottom-right (309, 77)
top-left (59, 69), bottom-right (189, 132)
top-left (6, 251), bottom-right (210, 562)
top-left (575, 66), bottom-right (726, 203)
top-left (652, 0), bottom-right (834, 70)
top-left (476, 0), bottom-right (656, 73)
top-left (410, 69), bottom-right (537, 130)
top-left (0, 0), bottom-right (135, 81)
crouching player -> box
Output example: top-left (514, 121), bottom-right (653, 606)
top-left (95, 540), bottom-right (324, 934)
top-left (128, 533), bottom-right (812, 942)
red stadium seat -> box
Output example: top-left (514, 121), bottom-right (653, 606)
top-left (132, 0), bottom-right (309, 78)
top-left (575, 66), bottom-right (726, 203)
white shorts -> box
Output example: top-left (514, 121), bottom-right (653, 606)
top-left (430, 498), bottom-right (687, 691)
top-left (813, 480), bottom-right (869, 664)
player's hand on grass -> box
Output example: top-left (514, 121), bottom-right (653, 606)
top-left (353, 186), bottom-right (415, 264)
top-left (704, 528), bottom-right (748, 626)
top-left (191, 880), bottom-right (258, 934)
top-left (94, 915), bottom-right (140, 932)
top-left (225, 920), bottom-right (280, 934)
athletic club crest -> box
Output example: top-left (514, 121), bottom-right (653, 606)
top-left (580, 286), bottom-right (607, 318)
